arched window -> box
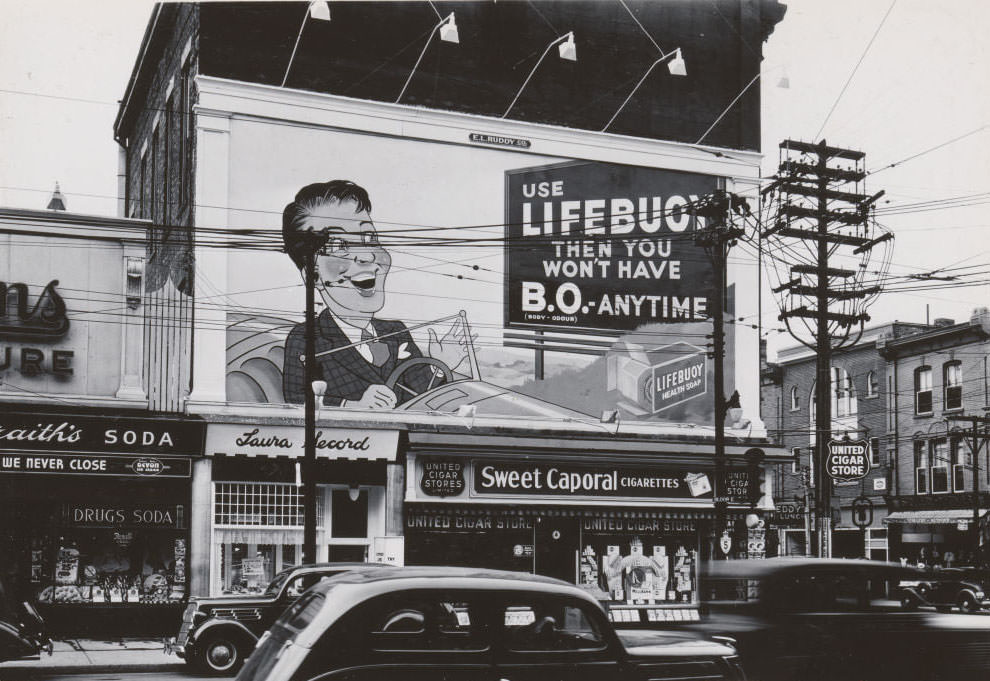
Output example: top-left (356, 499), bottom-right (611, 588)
top-left (943, 361), bottom-right (962, 411)
top-left (790, 386), bottom-right (800, 411)
top-left (914, 366), bottom-right (933, 414)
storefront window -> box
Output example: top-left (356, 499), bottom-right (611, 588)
top-left (36, 528), bottom-right (186, 605)
top-left (219, 542), bottom-right (301, 593)
top-left (585, 530), bottom-right (699, 605)
top-left (5, 492), bottom-right (191, 608)
top-left (212, 482), bottom-right (380, 594)
top-left (405, 508), bottom-right (701, 606)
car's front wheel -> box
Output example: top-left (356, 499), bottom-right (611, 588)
top-left (958, 594), bottom-right (979, 613)
top-left (190, 633), bottom-right (247, 676)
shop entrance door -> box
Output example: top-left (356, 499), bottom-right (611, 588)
top-left (534, 517), bottom-right (579, 583)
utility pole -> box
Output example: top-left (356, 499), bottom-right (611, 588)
top-left (694, 189), bottom-right (747, 558)
top-left (763, 139), bottom-right (892, 558)
top-left (302, 247), bottom-right (319, 565)
top-left (945, 413), bottom-right (989, 565)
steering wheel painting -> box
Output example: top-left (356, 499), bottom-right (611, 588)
top-left (385, 357), bottom-right (454, 401)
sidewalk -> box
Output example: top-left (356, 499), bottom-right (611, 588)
top-left (0, 638), bottom-right (185, 678)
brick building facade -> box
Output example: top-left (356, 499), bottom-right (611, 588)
top-left (767, 322), bottom-right (929, 558)
top-left (114, 3), bottom-right (199, 411)
top-left (881, 309), bottom-right (990, 567)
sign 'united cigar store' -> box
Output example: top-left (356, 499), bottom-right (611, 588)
top-left (473, 460), bottom-right (713, 499)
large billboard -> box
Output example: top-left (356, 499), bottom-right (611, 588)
top-left (505, 161), bottom-right (717, 331)
top-left (221, 123), bottom-right (734, 426)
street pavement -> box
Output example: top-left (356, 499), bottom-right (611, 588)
top-left (0, 639), bottom-right (183, 680)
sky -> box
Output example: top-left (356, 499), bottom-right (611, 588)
top-left (1, 0), bottom-right (988, 360)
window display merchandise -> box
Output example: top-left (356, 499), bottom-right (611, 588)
top-left (34, 514), bottom-right (187, 606)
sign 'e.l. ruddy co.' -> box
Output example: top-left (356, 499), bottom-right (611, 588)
top-left (205, 424), bottom-right (399, 461)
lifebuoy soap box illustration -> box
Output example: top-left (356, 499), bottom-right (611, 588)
top-left (225, 158), bottom-right (734, 425)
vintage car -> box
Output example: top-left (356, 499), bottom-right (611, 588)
top-left (689, 558), bottom-right (990, 681)
top-left (899, 567), bottom-right (990, 613)
top-left (236, 566), bottom-right (745, 681)
top-left (167, 563), bottom-right (378, 675)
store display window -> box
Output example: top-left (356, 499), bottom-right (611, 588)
top-left (36, 530), bottom-right (186, 605)
top-left (580, 532), bottom-right (699, 605)
top-left (24, 498), bottom-right (189, 607)
top-left (212, 482), bottom-right (383, 594)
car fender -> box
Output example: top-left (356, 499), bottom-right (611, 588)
top-left (900, 586), bottom-right (930, 604)
top-left (0, 621), bottom-right (38, 659)
top-left (189, 618), bottom-right (258, 646)
top-left (956, 587), bottom-right (981, 601)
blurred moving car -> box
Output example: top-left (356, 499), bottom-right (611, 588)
top-left (167, 563), bottom-right (376, 675)
top-left (0, 580), bottom-right (52, 663)
top-left (689, 558), bottom-right (990, 681)
top-left (236, 566), bottom-right (745, 681)
top-left (899, 567), bottom-right (990, 613)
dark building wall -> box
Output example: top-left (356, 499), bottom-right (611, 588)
top-left (116, 3), bottom-right (200, 412)
top-left (197, 0), bottom-right (785, 151)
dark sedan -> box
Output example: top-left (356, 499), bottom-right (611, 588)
top-left (688, 558), bottom-right (990, 681)
top-left (900, 567), bottom-right (990, 613)
top-left (236, 566), bottom-right (745, 681)
top-left (168, 563), bottom-right (379, 675)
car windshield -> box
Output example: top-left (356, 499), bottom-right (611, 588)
top-left (264, 568), bottom-right (295, 597)
top-left (277, 589), bottom-right (328, 632)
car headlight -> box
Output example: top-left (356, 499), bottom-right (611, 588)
top-left (975, 591), bottom-right (985, 599)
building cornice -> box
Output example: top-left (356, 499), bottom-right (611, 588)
top-left (194, 76), bottom-right (763, 180)
top-left (0, 208), bottom-right (149, 243)
top-left (881, 318), bottom-right (990, 359)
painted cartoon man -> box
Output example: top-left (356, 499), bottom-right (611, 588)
top-left (282, 180), bottom-right (469, 409)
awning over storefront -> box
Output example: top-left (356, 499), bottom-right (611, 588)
top-left (884, 509), bottom-right (987, 525)
top-left (204, 423), bottom-right (398, 461)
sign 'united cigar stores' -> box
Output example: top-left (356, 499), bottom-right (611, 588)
top-left (420, 459), bottom-right (465, 497)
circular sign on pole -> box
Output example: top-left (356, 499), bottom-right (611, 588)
top-left (851, 496), bottom-right (874, 528)
top-left (825, 439), bottom-right (872, 481)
